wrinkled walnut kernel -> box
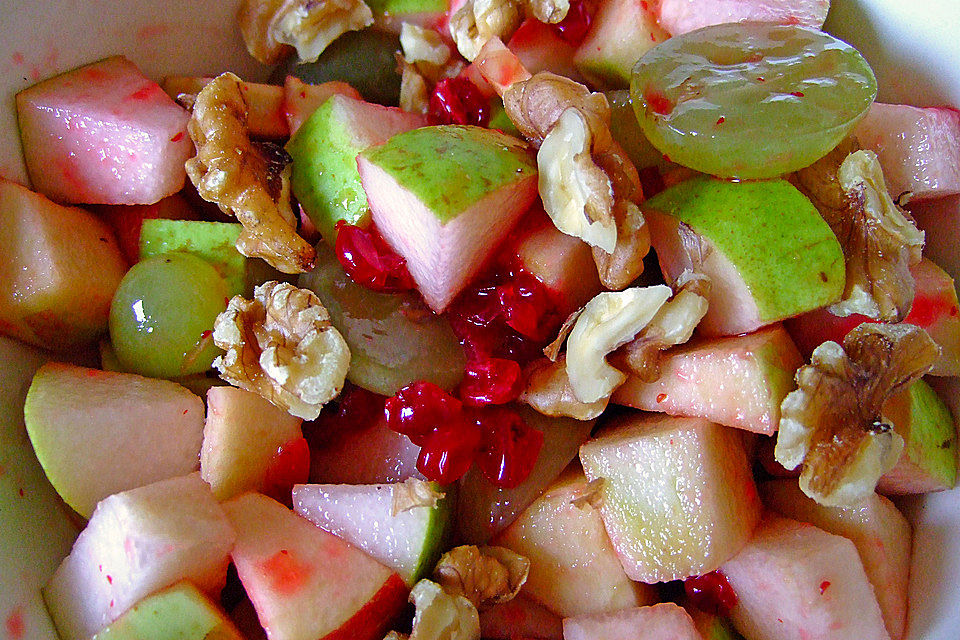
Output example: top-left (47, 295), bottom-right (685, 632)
top-left (775, 323), bottom-right (939, 506)
top-left (449, 0), bottom-right (523, 61)
top-left (392, 478), bottom-right (444, 515)
top-left (432, 546), bottom-right (530, 611)
top-left (213, 281), bottom-right (350, 420)
top-left (529, 0), bottom-right (569, 23)
top-left (521, 355), bottom-right (608, 420)
top-left (185, 73), bottom-right (316, 274)
top-left (392, 580), bottom-right (480, 640)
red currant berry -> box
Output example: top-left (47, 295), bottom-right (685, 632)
top-left (497, 270), bottom-right (556, 341)
top-left (551, 0), bottom-right (593, 46)
top-left (476, 407), bottom-right (544, 488)
top-left (459, 358), bottom-right (523, 406)
top-left (384, 381), bottom-right (463, 445)
top-left (428, 77), bottom-right (491, 127)
top-left (684, 570), bottom-right (739, 617)
top-left (416, 418), bottom-right (482, 484)
top-left (334, 221), bottom-right (415, 292)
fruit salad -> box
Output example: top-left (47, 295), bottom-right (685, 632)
top-left (3, 1), bottom-right (960, 639)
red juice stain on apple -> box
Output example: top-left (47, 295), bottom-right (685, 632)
top-left (127, 84), bottom-right (161, 101)
top-left (656, 393), bottom-right (667, 403)
top-left (6, 607), bottom-right (24, 639)
top-left (258, 549), bottom-right (312, 596)
top-left (170, 132), bottom-right (184, 142)
top-left (11, 52), bottom-right (24, 65)
top-left (905, 291), bottom-right (959, 326)
top-left (819, 580), bottom-right (831, 595)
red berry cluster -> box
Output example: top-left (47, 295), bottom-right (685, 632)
top-left (334, 221), bottom-right (415, 293)
top-left (428, 76), bottom-right (491, 127)
top-left (684, 570), bottom-right (739, 617)
top-left (384, 380), bottom-right (543, 488)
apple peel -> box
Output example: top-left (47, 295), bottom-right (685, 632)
top-left (775, 323), bottom-right (939, 507)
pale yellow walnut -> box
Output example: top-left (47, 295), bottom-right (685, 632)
top-left (775, 323), bottom-right (939, 507)
top-left (432, 546), bottom-right (530, 611)
top-left (521, 355), bottom-right (608, 420)
top-left (399, 60), bottom-right (431, 115)
top-left (392, 478), bottom-right (444, 516)
top-left (185, 73), bottom-right (316, 274)
top-left (238, 0), bottom-right (372, 64)
top-left (794, 144), bottom-right (924, 322)
top-left (402, 580), bottom-right (480, 640)
top-left (566, 285), bottom-right (673, 403)
top-left (538, 107), bottom-right (616, 252)
top-left (528, 0), bottom-right (569, 23)
top-left (449, 0), bottom-right (523, 61)
top-left (213, 281), bottom-right (350, 420)
top-left (401, 23), bottom-right (452, 80)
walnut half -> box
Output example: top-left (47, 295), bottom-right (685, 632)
top-left (775, 322), bottom-right (939, 506)
top-left (213, 281), bottom-right (351, 420)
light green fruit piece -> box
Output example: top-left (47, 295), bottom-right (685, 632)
top-left (645, 176), bottom-right (844, 328)
top-left (359, 125), bottom-right (536, 224)
top-left (366, 0), bottom-right (446, 17)
top-left (606, 90), bottom-right (668, 170)
top-left (139, 219), bottom-right (245, 296)
top-left (92, 582), bottom-right (243, 640)
top-left (109, 252), bottom-right (228, 379)
top-left (573, 0), bottom-right (668, 89)
top-left (630, 23), bottom-right (877, 178)
top-left (299, 245), bottom-right (465, 395)
top-left (488, 97), bottom-right (521, 138)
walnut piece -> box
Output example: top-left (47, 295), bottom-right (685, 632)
top-left (448, 0), bottom-right (523, 61)
top-left (775, 323), bottom-right (939, 507)
top-left (538, 107), bottom-right (617, 252)
top-left (794, 145), bottom-right (924, 322)
top-left (566, 285), bottom-right (673, 403)
top-left (213, 281), bottom-right (350, 420)
top-left (238, 0), bottom-right (372, 64)
top-left (591, 200), bottom-right (651, 290)
top-left (399, 59), bottom-right (431, 115)
top-left (521, 355), bottom-right (608, 420)
top-left (392, 478), bottom-right (444, 516)
top-left (185, 73), bottom-right (316, 274)
top-left (401, 23), bottom-right (452, 79)
top-left (529, 0), bottom-right (569, 23)
top-left (611, 272), bottom-right (710, 382)
top-left (503, 72), bottom-right (610, 145)
top-left (432, 546), bottom-right (530, 611)
top-left (395, 580), bottom-right (481, 640)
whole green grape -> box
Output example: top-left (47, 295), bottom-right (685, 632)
top-left (109, 253), bottom-right (229, 379)
top-left (630, 23), bottom-right (877, 179)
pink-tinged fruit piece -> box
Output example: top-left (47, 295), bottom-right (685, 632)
top-left (282, 76), bottom-right (362, 136)
top-left (657, 0), bottom-right (829, 36)
top-left (853, 103), bottom-right (960, 201)
top-left (721, 514), bottom-right (890, 640)
top-left (563, 602), bottom-right (705, 640)
top-left (480, 594), bottom-right (564, 640)
top-left (17, 56), bottom-right (192, 205)
top-left (308, 414), bottom-right (423, 485)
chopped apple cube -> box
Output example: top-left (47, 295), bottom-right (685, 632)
top-left (563, 603), bottom-right (704, 640)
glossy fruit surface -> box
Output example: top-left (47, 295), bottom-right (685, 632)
top-left (384, 381), bottom-right (463, 446)
top-left (109, 252), bottom-right (228, 378)
top-left (476, 407), bottom-right (544, 489)
top-left (684, 570), bottom-right (738, 617)
top-left (334, 221), bottom-right (415, 292)
top-left (630, 22), bottom-right (876, 178)
top-left (428, 77), bottom-right (490, 127)
top-left (459, 358), bottom-right (523, 406)
top-left (417, 418), bottom-right (482, 485)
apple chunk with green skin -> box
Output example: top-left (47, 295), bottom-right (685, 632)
top-left (25, 362), bottom-right (205, 519)
top-left (645, 176), bottom-right (845, 336)
top-left (580, 414), bottom-right (761, 583)
top-left (612, 325), bottom-right (802, 435)
top-left (292, 480), bottom-right (451, 586)
top-left (0, 179), bottom-right (126, 350)
top-left (287, 95), bottom-right (426, 243)
top-left (224, 492), bottom-right (407, 640)
top-left (139, 219), bottom-right (246, 296)
top-left (760, 479), bottom-right (910, 640)
top-left (90, 581), bottom-right (244, 640)
top-left (720, 514), bottom-right (889, 640)
top-left (43, 474), bottom-right (236, 640)
top-left (358, 125), bottom-right (539, 312)
top-left (563, 603), bottom-right (704, 640)
top-left (200, 386), bottom-right (304, 501)
top-left (493, 466), bottom-right (656, 617)
top-left (878, 379), bottom-right (958, 495)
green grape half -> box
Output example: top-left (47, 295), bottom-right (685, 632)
top-left (299, 245), bottom-right (466, 395)
top-left (109, 252), bottom-right (229, 379)
top-left (630, 22), bottom-right (877, 179)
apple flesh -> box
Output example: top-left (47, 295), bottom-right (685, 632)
top-left (282, 76), bottom-right (361, 135)
top-left (18, 56), bottom-right (192, 205)
top-left (94, 193), bottom-right (199, 264)
top-left (479, 594), bottom-right (564, 640)
top-left (42, 474), bottom-right (236, 640)
top-left (656, 0), bottom-right (829, 36)
top-left (908, 195), bottom-right (960, 281)
top-left (308, 414), bottom-right (423, 485)
top-left (563, 603), bottom-right (704, 640)
top-left (644, 177), bottom-right (845, 336)
top-left (612, 325), bottom-right (802, 435)
top-left (853, 103), bottom-right (960, 201)
top-left (493, 466), bottom-right (656, 617)
top-left (200, 386), bottom-right (305, 501)
top-left (0, 179), bottom-right (127, 350)
top-left (358, 125), bottom-right (539, 312)
top-left (25, 362), bottom-right (205, 518)
top-left (507, 19), bottom-right (583, 82)
top-left (292, 481), bottom-right (451, 586)
top-left (456, 407), bottom-right (594, 544)
top-left (223, 492), bottom-right (407, 640)
top-left (579, 413), bottom-right (761, 583)
top-left (760, 479), bottom-right (910, 639)
top-left (287, 94), bottom-right (426, 243)
top-left (720, 514), bottom-right (890, 640)
top-left (90, 581), bottom-right (244, 640)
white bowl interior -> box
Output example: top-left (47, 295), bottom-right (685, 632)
top-left (0, 1), bottom-right (958, 638)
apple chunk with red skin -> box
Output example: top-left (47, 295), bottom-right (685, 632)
top-left (644, 176), bottom-right (844, 336)
top-left (224, 492), bottom-right (407, 640)
top-left (358, 125), bottom-right (539, 312)
top-left (0, 179), bottom-right (127, 350)
top-left (579, 413), bottom-right (761, 583)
